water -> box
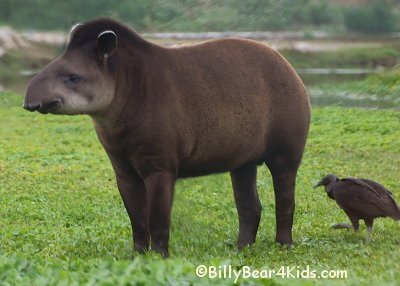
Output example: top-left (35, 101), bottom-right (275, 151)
top-left (296, 68), bottom-right (399, 109)
top-left (297, 68), bottom-right (378, 86)
top-left (308, 88), bottom-right (399, 109)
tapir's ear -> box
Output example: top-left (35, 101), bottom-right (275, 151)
top-left (97, 30), bottom-right (118, 59)
top-left (70, 23), bottom-right (83, 35)
top-left (69, 23), bottom-right (83, 42)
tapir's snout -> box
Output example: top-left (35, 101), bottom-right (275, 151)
top-left (24, 71), bottom-right (64, 114)
top-left (23, 99), bottom-right (62, 113)
top-left (23, 101), bottom-right (41, 112)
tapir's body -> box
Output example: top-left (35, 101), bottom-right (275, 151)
top-left (24, 18), bottom-right (310, 257)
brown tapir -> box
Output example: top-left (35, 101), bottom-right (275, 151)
top-left (24, 18), bottom-right (310, 258)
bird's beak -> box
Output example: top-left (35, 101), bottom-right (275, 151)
top-left (313, 181), bottom-right (323, 189)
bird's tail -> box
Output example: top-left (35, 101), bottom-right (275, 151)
top-left (391, 204), bottom-right (400, 221)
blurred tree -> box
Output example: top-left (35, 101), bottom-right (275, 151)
top-left (344, 0), bottom-right (396, 33)
top-left (307, 0), bottom-right (339, 25)
top-left (0, 0), bottom-right (398, 33)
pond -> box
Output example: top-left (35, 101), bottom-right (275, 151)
top-left (297, 68), bottom-right (399, 110)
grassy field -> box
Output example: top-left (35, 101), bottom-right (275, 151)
top-left (0, 92), bottom-right (399, 285)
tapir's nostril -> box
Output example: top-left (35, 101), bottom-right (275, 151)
top-left (23, 99), bottom-right (62, 113)
top-left (23, 102), bottom-right (42, 112)
top-left (45, 99), bottom-right (62, 110)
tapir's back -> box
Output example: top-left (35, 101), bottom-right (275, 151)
top-left (163, 38), bottom-right (310, 176)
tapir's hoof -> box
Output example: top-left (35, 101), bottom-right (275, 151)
top-left (276, 242), bottom-right (293, 249)
top-left (276, 235), bottom-right (293, 246)
top-left (159, 250), bottom-right (169, 259)
top-left (237, 240), bottom-right (255, 250)
top-left (132, 244), bottom-right (149, 259)
top-left (152, 246), bottom-right (169, 259)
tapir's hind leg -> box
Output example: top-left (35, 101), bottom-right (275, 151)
top-left (230, 165), bottom-right (262, 249)
top-left (265, 149), bottom-right (303, 245)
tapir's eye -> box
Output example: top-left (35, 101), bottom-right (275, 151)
top-left (64, 74), bottom-right (82, 85)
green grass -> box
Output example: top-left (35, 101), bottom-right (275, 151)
top-left (0, 92), bottom-right (399, 285)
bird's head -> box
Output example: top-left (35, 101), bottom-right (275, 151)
top-left (314, 174), bottom-right (338, 198)
top-left (314, 174), bottom-right (338, 188)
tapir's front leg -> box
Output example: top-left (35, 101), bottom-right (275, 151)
top-left (144, 172), bottom-right (176, 258)
top-left (116, 172), bottom-right (150, 255)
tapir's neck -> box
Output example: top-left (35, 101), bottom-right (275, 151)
top-left (90, 46), bottom-right (160, 133)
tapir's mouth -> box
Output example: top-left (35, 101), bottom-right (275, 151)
top-left (23, 99), bottom-right (62, 114)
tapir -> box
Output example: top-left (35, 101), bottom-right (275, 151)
top-left (24, 18), bottom-right (310, 258)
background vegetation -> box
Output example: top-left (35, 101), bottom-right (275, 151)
top-left (0, 0), bottom-right (399, 33)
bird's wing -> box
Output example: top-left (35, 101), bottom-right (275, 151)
top-left (341, 178), bottom-right (400, 217)
top-left (342, 178), bottom-right (382, 198)
top-left (360, 179), bottom-right (393, 196)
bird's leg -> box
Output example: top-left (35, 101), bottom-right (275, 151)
top-left (364, 219), bottom-right (373, 242)
top-left (349, 216), bottom-right (360, 232)
top-left (332, 223), bottom-right (353, 230)
top-left (332, 216), bottom-right (359, 232)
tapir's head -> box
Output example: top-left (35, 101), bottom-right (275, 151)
top-left (24, 20), bottom-right (120, 115)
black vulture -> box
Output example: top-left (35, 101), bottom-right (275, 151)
top-left (314, 174), bottom-right (400, 240)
